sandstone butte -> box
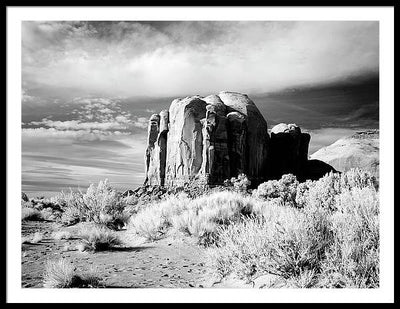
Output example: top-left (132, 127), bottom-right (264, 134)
top-left (143, 91), bottom-right (376, 188)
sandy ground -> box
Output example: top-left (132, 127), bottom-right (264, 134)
top-left (21, 220), bottom-right (210, 288)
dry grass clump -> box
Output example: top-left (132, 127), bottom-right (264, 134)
top-left (43, 258), bottom-right (101, 288)
top-left (128, 193), bottom-right (191, 241)
top-left (128, 191), bottom-right (258, 245)
top-left (78, 225), bottom-right (122, 252)
top-left (171, 191), bottom-right (256, 245)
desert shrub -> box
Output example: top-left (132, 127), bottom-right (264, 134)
top-left (78, 225), bottom-right (121, 251)
top-left (81, 180), bottom-right (127, 226)
top-left (253, 174), bottom-right (299, 207)
top-left (319, 186), bottom-right (379, 288)
top-left (253, 169), bottom-right (377, 211)
top-left (295, 180), bottom-right (315, 208)
top-left (43, 258), bottom-right (101, 288)
top-left (60, 202), bottom-right (82, 226)
top-left (21, 207), bottom-right (43, 221)
top-left (224, 174), bottom-right (251, 192)
top-left (49, 193), bottom-right (68, 209)
top-left (206, 172), bottom-right (379, 288)
top-left (128, 190), bottom-right (258, 245)
top-left (40, 207), bottom-right (56, 221)
top-left (173, 191), bottom-right (256, 245)
top-left (59, 179), bottom-right (130, 229)
top-left (305, 169), bottom-right (377, 211)
top-left (339, 168), bottom-right (378, 191)
top-left (253, 180), bottom-right (280, 199)
top-left (306, 172), bottom-right (343, 211)
top-left (207, 200), bottom-right (333, 282)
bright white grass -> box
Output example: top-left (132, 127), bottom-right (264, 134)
top-left (43, 258), bottom-right (75, 288)
top-left (128, 193), bottom-right (191, 241)
top-left (78, 225), bottom-right (121, 251)
top-left (43, 258), bottom-right (101, 288)
top-left (128, 190), bottom-right (260, 244)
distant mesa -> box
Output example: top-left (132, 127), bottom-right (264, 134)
top-left (143, 91), bottom-right (375, 187)
top-left (310, 129), bottom-right (379, 179)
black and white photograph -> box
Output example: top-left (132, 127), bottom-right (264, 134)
top-left (6, 5), bottom-right (395, 303)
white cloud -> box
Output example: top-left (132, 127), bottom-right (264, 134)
top-left (22, 88), bottom-right (35, 103)
top-left (42, 119), bottom-right (128, 131)
top-left (22, 21), bottom-right (379, 97)
top-left (22, 127), bottom-right (124, 141)
top-left (133, 117), bottom-right (148, 129)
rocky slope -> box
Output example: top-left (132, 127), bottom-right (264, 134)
top-left (310, 130), bottom-right (379, 178)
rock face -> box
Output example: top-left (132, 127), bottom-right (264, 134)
top-left (145, 92), bottom-right (270, 186)
top-left (144, 111), bottom-right (169, 186)
top-left (268, 123), bottom-right (311, 179)
top-left (310, 130), bottom-right (379, 179)
top-left (219, 92), bottom-right (269, 182)
top-left (143, 92), bottom-right (373, 187)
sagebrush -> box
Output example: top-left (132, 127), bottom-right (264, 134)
top-left (58, 179), bottom-right (130, 229)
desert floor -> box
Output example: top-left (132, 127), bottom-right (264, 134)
top-left (21, 220), bottom-right (211, 288)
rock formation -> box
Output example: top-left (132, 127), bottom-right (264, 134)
top-left (143, 92), bottom-right (368, 187)
top-left (310, 130), bottom-right (379, 179)
top-left (144, 111), bottom-right (169, 186)
top-left (268, 123), bottom-right (311, 179)
top-left (144, 91), bottom-right (269, 187)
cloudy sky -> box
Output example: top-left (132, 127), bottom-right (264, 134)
top-left (21, 21), bottom-right (379, 196)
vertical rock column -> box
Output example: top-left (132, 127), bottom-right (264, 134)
top-left (202, 95), bottom-right (231, 184)
top-left (200, 104), bottom-right (231, 184)
top-left (218, 91), bottom-right (269, 183)
top-left (158, 110), bottom-right (169, 186)
top-left (227, 111), bottom-right (247, 176)
top-left (144, 114), bottom-right (160, 185)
